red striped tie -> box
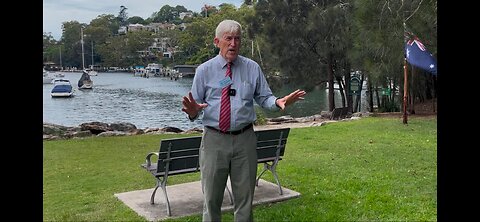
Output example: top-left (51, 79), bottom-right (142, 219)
top-left (219, 62), bottom-right (232, 132)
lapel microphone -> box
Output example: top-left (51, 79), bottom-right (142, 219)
top-left (229, 89), bottom-right (236, 96)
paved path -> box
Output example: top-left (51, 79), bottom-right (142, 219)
top-left (115, 179), bottom-right (301, 221)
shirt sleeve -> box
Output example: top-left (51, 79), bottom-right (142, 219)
top-left (189, 65), bottom-right (206, 120)
top-left (253, 65), bottom-right (280, 111)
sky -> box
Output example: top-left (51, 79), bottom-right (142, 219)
top-left (43, 0), bottom-right (244, 40)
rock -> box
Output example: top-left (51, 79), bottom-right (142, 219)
top-left (160, 126), bottom-right (184, 133)
top-left (183, 127), bottom-right (203, 134)
top-left (80, 121), bottom-right (111, 134)
top-left (97, 131), bottom-right (127, 137)
top-left (109, 122), bottom-right (137, 132)
top-left (269, 115), bottom-right (293, 122)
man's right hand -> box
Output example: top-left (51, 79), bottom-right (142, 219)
top-left (182, 92), bottom-right (208, 119)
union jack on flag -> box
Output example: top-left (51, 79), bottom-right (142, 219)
top-left (405, 35), bottom-right (437, 75)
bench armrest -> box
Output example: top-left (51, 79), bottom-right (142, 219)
top-left (145, 152), bottom-right (159, 167)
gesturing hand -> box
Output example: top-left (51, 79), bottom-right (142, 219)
top-left (182, 92), bottom-right (208, 119)
top-left (275, 89), bottom-right (306, 110)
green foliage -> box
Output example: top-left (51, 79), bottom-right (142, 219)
top-left (254, 107), bottom-right (268, 125)
top-left (379, 96), bottom-right (400, 112)
top-left (127, 16), bottom-right (147, 25)
top-left (43, 116), bottom-right (437, 221)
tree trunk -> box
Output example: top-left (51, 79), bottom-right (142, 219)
top-left (336, 76), bottom-right (346, 107)
top-left (375, 87), bottom-right (381, 112)
top-left (367, 77), bottom-right (374, 112)
top-left (345, 69), bottom-right (353, 114)
top-left (327, 54), bottom-right (335, 111)
top-left (353, 73), bottom-right (364, 112)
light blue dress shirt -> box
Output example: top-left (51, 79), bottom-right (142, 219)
top-left (191, 54), bottom-right (279, 131)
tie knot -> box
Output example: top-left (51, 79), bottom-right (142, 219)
top-left (227, 62), bottom-right (232, 69)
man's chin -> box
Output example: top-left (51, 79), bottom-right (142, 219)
top-left (225, 54), bottom-right (238, 62)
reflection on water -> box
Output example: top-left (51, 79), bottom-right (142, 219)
top-left (43, 72), bottom-right (366, 130)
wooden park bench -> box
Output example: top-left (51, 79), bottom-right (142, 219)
top-left (140, 128), bottom-right (290, 216)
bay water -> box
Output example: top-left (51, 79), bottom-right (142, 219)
top-left (43, 71), bottom-right (360, 130)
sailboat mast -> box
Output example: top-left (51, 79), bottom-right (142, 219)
top-left (81, 28), bottom-right (85, 70)
top-left (91, 41), bottom-right (94, 69)
top-left (59, 45), bottom-right (62, 70)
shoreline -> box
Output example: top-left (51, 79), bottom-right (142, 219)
top-left (43, 112), bottom-right (437, 140)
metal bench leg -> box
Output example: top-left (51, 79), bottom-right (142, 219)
top-left (150, 179), bottom-right (160, 204)
top-left (151, 177), bottom-right (172, 216)
top-left (257, 162), bottom-right (283, 195)
top-left (256, 163), bottom-right (268, 186)
top-left (270, 165), bottom-right (283, 195)
top-left (158, 177), bottom-right (171, 216)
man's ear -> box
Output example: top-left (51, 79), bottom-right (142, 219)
top-left (213, 37), bottom-right (219, 47)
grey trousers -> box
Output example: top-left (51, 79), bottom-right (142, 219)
top-left (200, 127), bottom-right (257, 222)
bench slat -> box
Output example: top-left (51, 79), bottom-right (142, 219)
top-left (255, 128), bottom-right (290, 141)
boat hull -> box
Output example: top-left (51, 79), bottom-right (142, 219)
top-left (51, 92), bottom-right (73, 97)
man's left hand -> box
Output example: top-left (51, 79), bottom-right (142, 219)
top-left (276, 89), bottom-right (306, 110)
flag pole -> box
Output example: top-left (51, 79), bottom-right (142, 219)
top-left (403, 22), bottom-right (408, 124)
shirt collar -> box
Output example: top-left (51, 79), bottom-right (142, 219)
top-left (216, 54), bottom-right (237, 68)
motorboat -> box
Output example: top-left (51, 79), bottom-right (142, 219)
top-left (43, 69), bottom-right (54, 84)
top-left (51, 79), bottom-right (73, 97)
top-left (78, 69), bottom-right (93, 89)
top-left (145, 63), bottom-right (162, 76)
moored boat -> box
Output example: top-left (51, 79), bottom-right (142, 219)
top-left (51, 79), bottom-right (73, 97)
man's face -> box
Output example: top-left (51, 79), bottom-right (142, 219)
top-left (214, 31), bottom-right (241, 62)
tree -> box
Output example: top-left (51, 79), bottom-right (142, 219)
top-left (127, 16), bottom-right (147, 25)
top-left (43, 32), bottom-right (61, 66)
top-left (350, 0), bottom-right (437, 113)
top-left (117, 5), bottom-right (128, 26)
top-left (60, 21), bottom-right (86, 68)
top-left (249, 0), bottom-right (352, 111)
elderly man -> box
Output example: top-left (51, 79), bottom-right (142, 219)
top-left (182, 19), bottom-right (306, 222)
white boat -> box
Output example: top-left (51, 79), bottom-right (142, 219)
top-left (51, 79), bottom-right (73, 97)
top-left (43, 69), bottom-right (54, 84)
top-left (145, 63), bottom-right (162, 76)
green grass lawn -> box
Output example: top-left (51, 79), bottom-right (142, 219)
top-left (43, 116), bottom-right (437, 221)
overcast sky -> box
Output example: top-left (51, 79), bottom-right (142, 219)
top-left (43, 0), bottom-right (244, 40)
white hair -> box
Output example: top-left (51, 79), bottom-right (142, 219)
top-left (215, 20), bottom-right (242, 38)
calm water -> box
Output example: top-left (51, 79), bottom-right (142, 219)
top-left (43, 71), bottom-right (366, 130)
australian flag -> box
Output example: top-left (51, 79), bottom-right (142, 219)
top-left (405, 36), bottom-right (437, 75)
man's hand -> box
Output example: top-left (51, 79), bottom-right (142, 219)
top-left (182, 92), bottom-right (208, 119)
top-left (276, 89), bottom-right (306, 110)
